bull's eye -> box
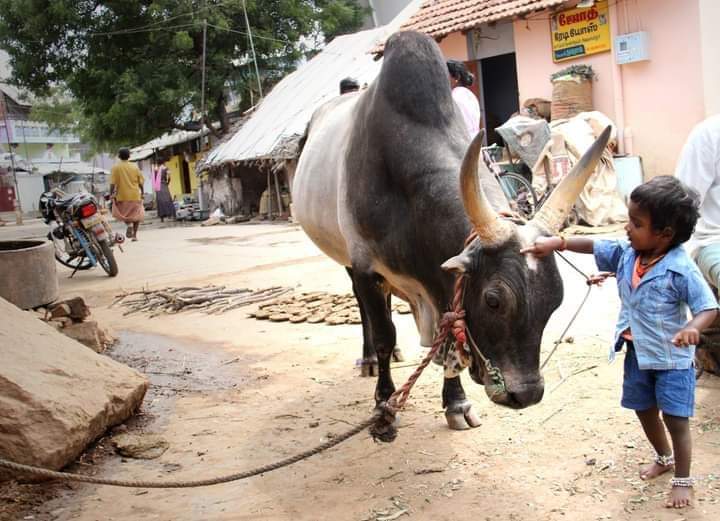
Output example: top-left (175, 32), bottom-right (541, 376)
top-left (485, 292), bottom-right (501, 310)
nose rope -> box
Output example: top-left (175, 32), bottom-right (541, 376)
top-left (446, 230), bottom-right (508, 396)
top-left (539, 250), bottom-right (611, 370)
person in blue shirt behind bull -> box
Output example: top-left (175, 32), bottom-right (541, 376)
top-left (522, 175), bottom-right (718, 509)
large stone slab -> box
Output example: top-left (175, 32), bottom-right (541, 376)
top-left (0, 297), bottom-right (148, 479)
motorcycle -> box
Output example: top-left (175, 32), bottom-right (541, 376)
top-left (39, 188), bottom-right (121, 277)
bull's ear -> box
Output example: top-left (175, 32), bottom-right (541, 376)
top-left (441, 253), bottom-right (472, 274)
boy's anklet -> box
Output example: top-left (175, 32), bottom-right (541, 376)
top-left (670, 477), bottom-right (695, 488)
top-left (655, 453), bottom-right (674, 466)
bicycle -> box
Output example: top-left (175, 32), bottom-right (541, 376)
top-left (482, 145), bottom-right (538, 220)
top-left (482, 145), bottom-right (579, 226)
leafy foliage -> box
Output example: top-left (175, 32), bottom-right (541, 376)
top-left (0, 0), bottom-right (367, 147)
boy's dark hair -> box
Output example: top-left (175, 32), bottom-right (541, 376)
top-left (630, 175), bottom-right (700, 247)
top-left (118, 147), bottom-right (130, 160)
top-left (339, 77), bottom-right (359, 94)
top-left (447, 60), bottom-right (474, 87)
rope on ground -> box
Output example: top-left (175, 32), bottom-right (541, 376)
top-left (0, 414), bottom-right (379, 488)
top-left (0, 279), bottom-right (469, 488)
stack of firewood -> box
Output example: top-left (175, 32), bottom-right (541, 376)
top-left (114, 285), bottom-right (292, 317)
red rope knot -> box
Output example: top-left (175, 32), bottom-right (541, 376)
top-left (441, 310), bottom-right (467, 344)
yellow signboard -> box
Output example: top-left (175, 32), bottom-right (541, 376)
top-left (550, 0), bottom-right (611, 62)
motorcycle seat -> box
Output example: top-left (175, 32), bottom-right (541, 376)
top-left (55, 195), bottom-right (78, 207)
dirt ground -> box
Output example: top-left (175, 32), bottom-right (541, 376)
top-left (2, 220), bottom-right (720, 521)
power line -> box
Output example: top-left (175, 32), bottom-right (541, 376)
top-left (87, 22), bottom-right (197, 37)
top-left (84, 0), bottom-right (245, 37)
top-left (206, 23), bottom-right (293, 46)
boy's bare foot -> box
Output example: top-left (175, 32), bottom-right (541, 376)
top-left (639, 461), bottom-right (673, 480)
top-left (666, 485), bottom-right (692, 508)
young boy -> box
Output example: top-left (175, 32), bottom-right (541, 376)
top-left (522, 176), bottom-right (718, 509)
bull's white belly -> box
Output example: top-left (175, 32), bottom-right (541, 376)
top-left (292, 97), bottom-right (355, 266)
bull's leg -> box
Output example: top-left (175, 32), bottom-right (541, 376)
top-left (387, 293), bottom-right (405, 363)
top-left (347, 269), bottom-right (403, 377)
top-left (349, 270), bottom-right (397, 406)
top-left (442, 376), bottom-right (482, 430)
top-left (346, 267), bottom-right (377, 376)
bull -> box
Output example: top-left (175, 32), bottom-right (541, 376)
top-left (292, 31), bottom-right (609, 431)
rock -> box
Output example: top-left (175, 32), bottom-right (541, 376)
top-left (0, 296), bottom-right (148, 481)
top-left (112, 433), bottom-right (169, 460)
top-left (62, 321), bottom-right (107, 352)
top-left (50, 316), bottom-right (72, 328)
top-left (98, 327), bottom-right (116, 349)
top-left (49, 302), bottom-right (72, 319)
top-left (48, 320), bottom-right (64, 331)
top-left (50, 297), bottom-right (91, 322)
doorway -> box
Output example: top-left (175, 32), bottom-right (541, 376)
top-left (181, 159), bottom-right (191, 194)
top-left (480, 52), bottom-right (519, 145)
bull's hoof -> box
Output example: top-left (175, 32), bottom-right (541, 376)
top-left (444, 401), bottom-right (481, 430)
top-left (359, 358), bottom-right (378, 377)
top-left (392, 347), bottom-right (405, 363)
top-left (369, 404), bottom-right (398, 442)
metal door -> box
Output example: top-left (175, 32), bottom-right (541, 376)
top-left (0, 185), bottom-right (16, 212)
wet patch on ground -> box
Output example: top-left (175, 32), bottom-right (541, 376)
top-left (0, 331), bottom-right (259, 521)
top-left (108, 331), bottom-right (257, 429)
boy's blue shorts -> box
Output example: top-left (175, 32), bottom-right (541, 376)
top-left (621, 344), bottom-right (695, 418)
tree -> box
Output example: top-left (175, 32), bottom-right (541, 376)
top-left (0, 0), bottom-right (366, 147)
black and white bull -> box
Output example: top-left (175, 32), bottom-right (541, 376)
top-left (292, 31), bottom-right (609, 430)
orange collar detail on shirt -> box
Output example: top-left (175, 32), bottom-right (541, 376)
top-left (632, 254), bottom-right (665, 288)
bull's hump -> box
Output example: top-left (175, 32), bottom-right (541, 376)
top-left (379, 31), bottom-right (455, 125)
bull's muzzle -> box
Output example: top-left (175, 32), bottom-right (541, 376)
top-left (466, 345), bottom-right (545, 409)
top-left (488, 377), bottom-right (545, 409)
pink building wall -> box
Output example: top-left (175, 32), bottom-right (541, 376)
top-left (438, 32), bottom-right (468, 61)
top-left (513, 0), bottom-right (705, 177)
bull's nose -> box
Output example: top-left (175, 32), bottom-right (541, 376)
top-left (489, 381), bottom-right (544, 409)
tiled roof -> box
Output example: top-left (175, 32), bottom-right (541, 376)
top-left (398, 0), bottom-right (568, 40)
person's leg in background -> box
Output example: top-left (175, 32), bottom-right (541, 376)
top-left (695, 243), bottom-right (720, 291)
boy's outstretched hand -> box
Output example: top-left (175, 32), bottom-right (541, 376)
top-left (586, 272), bottom-right (615, 286)
top-left (673, 309), bottom-right (718, 347)
top-left (672, 327), bottom-right (701, 347)
top-left (520, 236), bottom-right (562, 257)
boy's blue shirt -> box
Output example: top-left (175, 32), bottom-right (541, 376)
top-left (594, 239), bottom-right (718, 370)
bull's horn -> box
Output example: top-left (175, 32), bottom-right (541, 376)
top-left (460, 130), bottom-right (513, 243)
top-left (530, 126), bottom-right (612, 234)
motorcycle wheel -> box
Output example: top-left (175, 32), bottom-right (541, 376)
top-left (49, 232), bottom-right (93, 271)
top-left (94, 238), bottom-right (119, 277)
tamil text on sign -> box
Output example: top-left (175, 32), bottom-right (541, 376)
top-left (550, 0), bottom-right (611, 63)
